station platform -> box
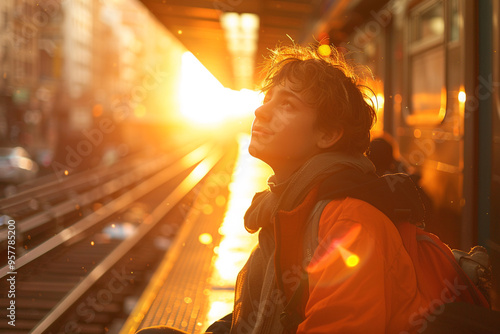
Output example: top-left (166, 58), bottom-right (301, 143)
top-left (120, 135), bottom-right (269, 334)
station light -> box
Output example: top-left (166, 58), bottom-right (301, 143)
top-left (220, 12), bottom-right (260, 90)
top-left (458, 90), bottom-right (466, 103)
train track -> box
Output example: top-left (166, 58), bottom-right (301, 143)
top-left (0, 142), bottom-right (201, 255)
top-left (0, 141), bottom-right (235, 334)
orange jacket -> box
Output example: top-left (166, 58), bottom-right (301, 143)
top-left (274, 187), bottom-right (487, 334)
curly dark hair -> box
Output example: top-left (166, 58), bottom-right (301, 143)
top-left (260, 43), bottom-right (377, 154)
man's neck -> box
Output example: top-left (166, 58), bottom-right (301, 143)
top-left (270, 163), bottom-right (302, 184)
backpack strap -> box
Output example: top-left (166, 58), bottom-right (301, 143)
top-left (303, 200), bottom-right (330, 263)
top-left (280, 200), bottom-right (330, 332)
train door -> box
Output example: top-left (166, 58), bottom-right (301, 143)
top-left (393, 0), bottom-right (472, 248)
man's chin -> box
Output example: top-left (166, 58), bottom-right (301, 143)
top-left (248, 142), bottom-right (259, 158)
top-left (248, 141), bottom-right (267, 161)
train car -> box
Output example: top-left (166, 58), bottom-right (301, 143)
top-left (328, 0), bottom-right (496, 248)
top-left (321, 0), bottom-right (499, 308)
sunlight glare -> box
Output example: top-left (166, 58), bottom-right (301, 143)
top-left (371, 93), bottom-right (384, 111)
top-left (180, 52), bottom-right (262, 126)
top-left (180, 52), bottom-right (223, 124)
top-left (192, 160), bottom-right (210, 179)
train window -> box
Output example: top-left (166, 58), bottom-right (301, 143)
top-left (407, 0), bottom-right (446, 124)
top-left (449, 0), bottom-right (460, 42)
top-left (411, 47), bottom-right (445, 117)
top-left (410, 1), bottom-right (444, 45)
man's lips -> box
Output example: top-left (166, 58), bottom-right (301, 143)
top-left (251, 125), bottom-right (274, 136)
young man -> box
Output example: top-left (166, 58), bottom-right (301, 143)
top-left (227, 44), bottom-right (425, 334)
top-left (218, 44), bottom-right (488, 334)
top-left (138, 44), bottom-right (490, 334)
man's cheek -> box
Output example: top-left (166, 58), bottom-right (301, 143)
top-left (270, 110), bottom-right (296, 133)
top-left (249, 137), bottom-right (273, 156)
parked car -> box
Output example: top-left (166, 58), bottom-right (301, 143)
top-left (0, 147), bottom-right (39, 183)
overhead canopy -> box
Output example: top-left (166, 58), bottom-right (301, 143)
top-left (139, 0), bottom-right (388, 89)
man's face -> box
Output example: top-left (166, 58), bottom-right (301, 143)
top-left (249, 80), bottom-right (325, 173)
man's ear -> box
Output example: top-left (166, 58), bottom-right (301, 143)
top-left (317, 128), bottom-right (344, 149)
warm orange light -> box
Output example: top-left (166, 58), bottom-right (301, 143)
top-left (414, 129), bottom-right (422, 138)
top-left (179, 52), bottom-right (261, 126)
top-left (192, 160), bottom-right (210, 179)
top-left (202, 205), bottom-right (213, 215)
top-left (370, 93), bottom-right (385, 111)
top-left (338, 245), bottom-right (360, 267)
top-left (318, 44), bottom-right (332, 57)
top-left (438, 87), bottom-right (447, 122)
top-left (458, 91), bottom-right (466, 103)
top-left (307, 224), bottom-right (363, 273)
top-left (346, 255), bottom-right (359, 267)
top-left (205, 135), bottom-right (268, 327)
top-left (438, 108), bottom-right (446, 121)
top-left (215, 195), bottom-right (226, 206)
top-left (179, 52), bottom-right (224, 124)
top-left (92, 104), bottom-right (103, 117)
top-left (199, 233), bottom-right (213, 245)
top-left (376, 94), bottom-right (384, 110)
top-left (134, 104), bottom-right (146, 118)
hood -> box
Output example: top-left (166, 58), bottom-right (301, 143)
top-left (317, 169), bottom-right (428, 227)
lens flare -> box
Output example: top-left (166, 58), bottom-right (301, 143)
top-left (307, 223), bottom-right (363, 274)
top-left (338, 245), bottom-right (360, 267)
top-left (318, 44), bottom-right (332, 57)
top-left (199, 233), bottom-right (213, 245)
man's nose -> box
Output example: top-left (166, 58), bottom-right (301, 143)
top-left (254, 102), bottom-right (271, 121)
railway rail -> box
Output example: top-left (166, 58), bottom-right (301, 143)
top-left (0, 141), bottom-right (205, 261)
top-left (0, 141), bottom-right (235, 334)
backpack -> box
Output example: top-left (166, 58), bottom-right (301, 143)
top-left (279, 173), bottom-right (497, 333)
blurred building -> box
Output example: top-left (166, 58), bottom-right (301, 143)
top-left (61, 0), bottom-right (94, 132)
top-left (0, 0), bottom-right (14, 143)
top-left (0, 0), bottom-right (176, 170)
top-left (0, 0), bottom-right (41, 149)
